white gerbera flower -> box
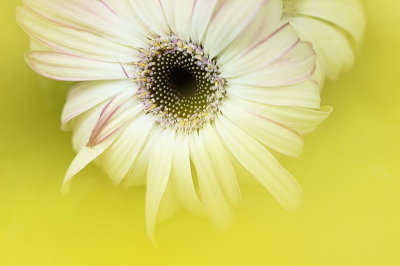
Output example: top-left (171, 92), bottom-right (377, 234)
top-left (283, 0), bottom-right (366, 80)
top-left (17, 0), bottom-right (332, 240)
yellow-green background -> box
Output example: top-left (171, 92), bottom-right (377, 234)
top-left (1, 1), bottom-right (399, 265)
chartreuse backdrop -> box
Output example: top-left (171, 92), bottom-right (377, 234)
top-left (1, 1), bottom-right (399, 265)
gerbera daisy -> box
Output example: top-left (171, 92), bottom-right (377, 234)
top-left (17, 0), bottom-right (331, 240)
top-left (282, 0), bottom-right (366, 80)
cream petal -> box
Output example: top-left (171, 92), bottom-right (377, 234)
top-left (226, 41), bottom-right (316, 87)
top-left (290, 16), bottom-right (354, 80)
top-left (189, 131), bottom-right (232, 230)
top-left (234, 99), bottom-right (333, 135)
top-left (220, 23), bottom-right (299, 77)
top-left (228, 81), bottom-right (321, 109)
top-left (161, 0), bottom-right (196, 42)
top-left (221, 100), bottom-right (304, 157)
top-left (203, 125), bottom-right (241, 206)
top-left (190, 0), bottom-right (219, 43)
top-left (145, 129), bottom-right (175, 242)
top-left (86, 92), bottom-right (140, 147)
top-left (203, 0), bottom-right (271, 58)
top-left (17, 6), bottom-right (139, 63)
top-left (130, 0), bottom-right (170, 36)
top-left (156, 178), bottom-right (180, 224)
top-left (23, 0), bottom-right (144, 46)
top-left (171, 133), bottom-right (205, 216)
top-left (62, 80), bottom-right (136, 129)
top-left (216, 116), bottom-right (304, 211)
top-left (25, 51), bottom-right (136, 81)
top-left (63, 134), bottom-right (117, 192)
top-left (294, 0), bottom-right (366, 44)
top-left (218, 0), bottom-right (283, 65)
top-left (97, 116), bottom-right (153, 185)
top-left (125, 127), bottom-right (158, 187)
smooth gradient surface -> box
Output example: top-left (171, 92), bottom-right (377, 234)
top-left (1, 1), bottom-right (399, 265)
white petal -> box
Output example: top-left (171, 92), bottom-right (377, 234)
top-left (130, 0), bottom-right (170, 36)
top-left (189, 131), bottom-right (232, 229)
top-left (62, 80), bottom-right (136, 129)
top-left (156, 178), bottom-right (180, 224)
top-left (218, 0), bottom-right (283, 65)
top-left (161, 0), bottom-right (196, 42)
top-left (227, 41), bottom-right (316, 87)
top-left (63, 135), bottom-right (117, 191)
top-left (290, 16), bottom-right (354, 80)
top-left (23, 0), bottom-right (144, 46)
top-left (190, 0), bottom-right (219, 43)
top-left (203, 0), bottom-right (271, 58)
top-left (145, 129), bottom-right (175, 242)
top-left (220, 23), bottom-right (299, 77)
top-left (221, 100), bottom-right (304, 157)
top-left (216, 116), bottom-right (304, 211)
top-left (25, 51), bottom-right (136, 81)
top-left (294, 0), bottom-right (366, 44)
top-left (229, 97), bottom-right (332, 135)
top-left (228, 81), bottom-right (321, 109)
top-left (203, 125), bottom-right (241, 206)
top-left (97, 115), bottom-right (153, 184)
top-left (17, 6), bottom-right (140, 63)
top-left (171, 133), bottom-right (205, 216)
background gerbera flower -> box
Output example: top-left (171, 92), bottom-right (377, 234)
top-left (17, 0), bottom-right (331, 240)
top-left (282, 0), bottom-right (366, 80)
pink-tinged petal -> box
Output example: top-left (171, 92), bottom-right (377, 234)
top-left (227, 41), bottom-right (316, 87)
top-left (228, 81), bottom-right (321, 109)
top-left (218, 0), bottom-right (284, 65)
top-left (25, 51), bottom-right (136, 81)
top-left (23, 0), bottom-right (145, 47)
top-left (190, 0), bottom-right (219, 43)
top-left (290, 16), bottom-right (354, 80)
top-left (17, 6), bottom-right (139, 63)
top-left (62, 80), bottom-right (137, 130)
top-left (221, 100), bottom-right (304, 157)
top-left (220, 23), bottom-right (299, 77)
top-left (203, 0), bottom-right (272, 58)
top-left (63, 135), bottom-right (117, 192)
top-left (87, 91), bottom-right (141, 147)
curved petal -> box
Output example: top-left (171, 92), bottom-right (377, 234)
top-left (290, 16), bottom-right (355, 80)
top-left (25, 51), bottom-right (136, 81)
top-left (215, 115), bottom-right (304, 211)
top-left (203, 0), bottom-right (272, 58)
top-left (145, 129), bottom-right (175, 243)
top-left (17, 6), bottom-right (139, 63)
top-left (228, 81), bottom-right (321, 109)
top-left (220, 23), bottom-right (299, 77)
top-left (218, 0), bottom-right (283, 65)
top-left (62, 80), bottom-right (137, 129)
top-left (130, 0), bottom-right (170, 36)
top-left (189, 131), bottom-right (232, 230)
top-left (294, 0), bottom-right (366, 44)
top-left (226, 41), bottom-right (316, 87)
top-left (235, 100), bottom-right (333, 135)
top-left (97, 116), bottom-right (153, 185)
top-left (221, 100), bottom-right (304, 157)
top-left (203, 125), bottom-right (241, 206)
top-left (190, 0), bottom-right (219, 44)
top-left (23, 0), bottom-right (145, 46)
top-left (171, 133), bottom-right (205, 216)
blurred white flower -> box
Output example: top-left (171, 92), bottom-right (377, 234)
top-left (17, 0), bottom-right (331, 240)
top-left (283, 0), bottom-right (366, 80)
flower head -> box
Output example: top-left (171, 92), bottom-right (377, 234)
top-left (283, 0), bottom-right (366, 80)
top-left (17, 0), bottom-right (331, 240)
